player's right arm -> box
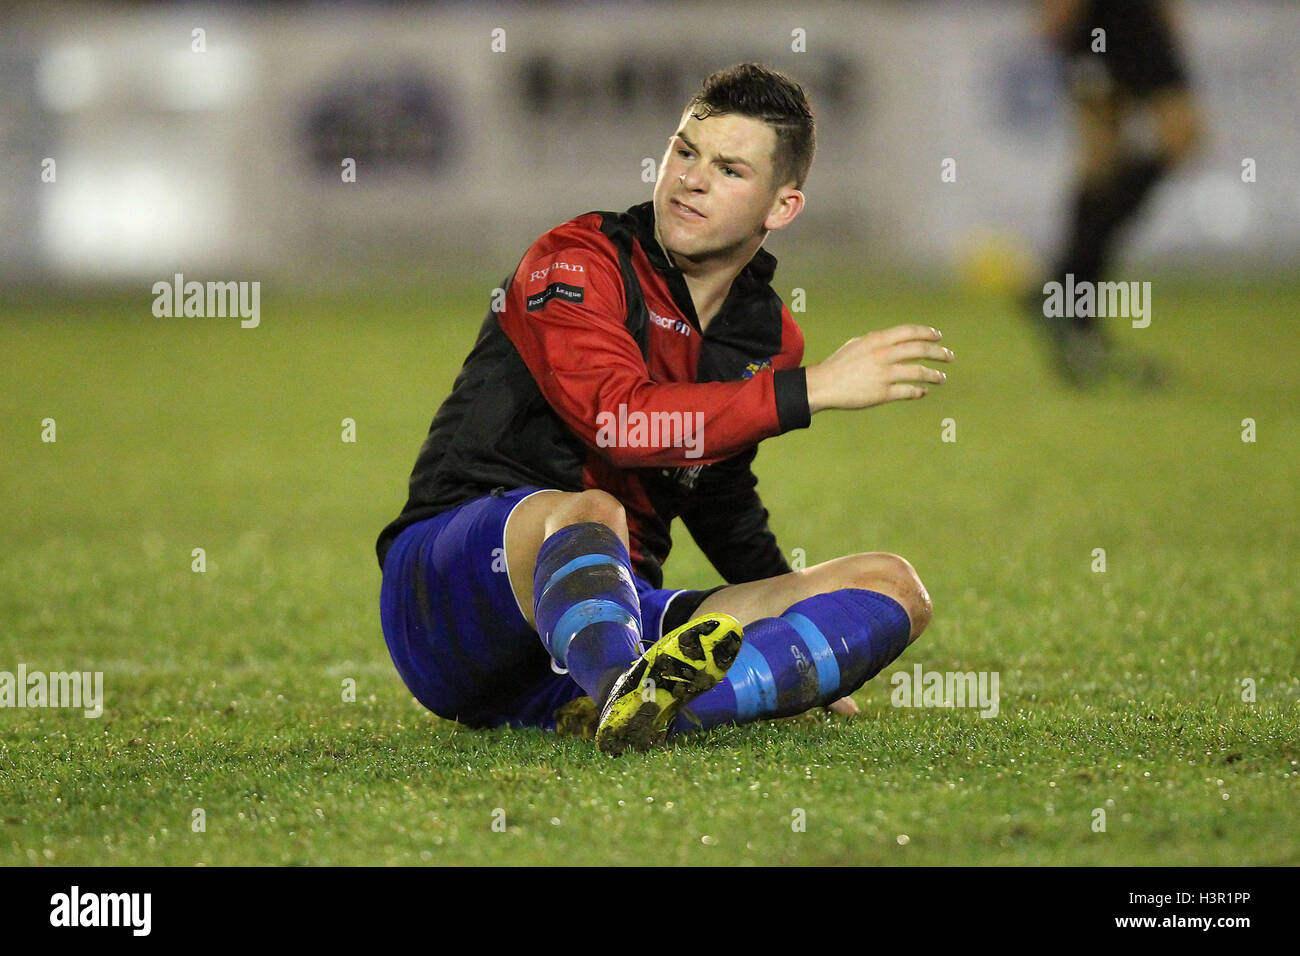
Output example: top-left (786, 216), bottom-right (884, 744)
top-left (804, 325), bottom-right (953, 414)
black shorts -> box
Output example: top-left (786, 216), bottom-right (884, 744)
top-left (1064, 0), bottom-right (1191, 98)
top-left (662, 584), bottom-right (727, 633)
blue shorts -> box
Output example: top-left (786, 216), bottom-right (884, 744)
top-left (379, 486), bottom-right (721, 729)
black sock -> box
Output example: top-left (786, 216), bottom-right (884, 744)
top-left (1054, 156), bottom-right (1167, 331)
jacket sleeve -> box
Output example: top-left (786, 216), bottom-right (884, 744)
top-left (678, 445), bottom-right (791, 584)
top-left (496, 240), bottom-right (810, 470)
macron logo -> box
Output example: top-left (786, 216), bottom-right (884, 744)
top-left (649, 307), bottom-right (691, 337)
top-left (50, 886), bottom-right (151, 936)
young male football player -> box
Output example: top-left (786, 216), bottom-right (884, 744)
top-left (1032, 0), bottom-right (1203, 384)
top-left (377, 63), bottom-right (953, 753)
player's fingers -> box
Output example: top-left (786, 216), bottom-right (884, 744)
top-left (873, 324), bottom-right (943, 347)
top-left (886, 341), bottom-right (955, 364)
top-left (886, 383), bottom-right (928, 401)
top-left (827, 697), bottom-right (859, 716)
top-left (889, 363), bottom-right (947, 385)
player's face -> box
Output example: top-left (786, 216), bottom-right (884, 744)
top-left (653, 110), bottom-right (801, 266)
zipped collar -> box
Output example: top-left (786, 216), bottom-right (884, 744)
top-left (623, 200), bottom-right (779, 329)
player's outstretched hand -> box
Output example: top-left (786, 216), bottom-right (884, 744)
top-left (805, 324), bottom-right (952, 414)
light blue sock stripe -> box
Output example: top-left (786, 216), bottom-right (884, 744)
top-left (551, 599), bottom-right (640, 667)
top-left (784, 612), bottom-right (841, 699)
top-left (730, 642), bottom-right (777, 722)
top-left (541, 553), bottom-right (628, 597)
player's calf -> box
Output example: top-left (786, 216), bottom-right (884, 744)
top-left (520, 489), bottom-right (647, 711)
top-left (532, 517), bottom-right (645, 709)
top-left (671, 584), bottom-right (916, 734)
top-left (504, 488), bottom-right (631, 629)
top-left (666, 553), bottom-right (931, 734)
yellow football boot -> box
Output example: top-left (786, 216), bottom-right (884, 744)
top-left (595, 612), bottom-right (743, 755)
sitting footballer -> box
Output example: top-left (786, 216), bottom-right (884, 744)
top-left (376, 63), bottom-right (954, 754)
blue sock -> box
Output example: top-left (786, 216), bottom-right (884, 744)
top-left (532, 523), bottom-right (643, 708)
top-left (670, 588), bottom-right (912, 733)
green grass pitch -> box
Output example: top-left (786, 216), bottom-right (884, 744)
top-left (1, 272), bottom-right (1296, 865)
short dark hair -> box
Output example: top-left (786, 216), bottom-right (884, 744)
top-left (685, 63), bottom-right (816, 190)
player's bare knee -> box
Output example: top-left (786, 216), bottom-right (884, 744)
top-left (839, 552), bottom-right (931, 640)
top-left (546, 489), bottom-right (627, 539)
top-left (884, 555), bottom-right (931, 640)
top-left (902, 571), bottom-right (933, 641)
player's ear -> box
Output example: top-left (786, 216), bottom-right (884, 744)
top-left (764, 186), bottom-right (804, 232)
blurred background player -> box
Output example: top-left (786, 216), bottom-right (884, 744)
top-left (1033, 0), bottom-right (1204, 385)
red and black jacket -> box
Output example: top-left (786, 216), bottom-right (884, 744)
top-left (376, 200), bottom-right (811, 588)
